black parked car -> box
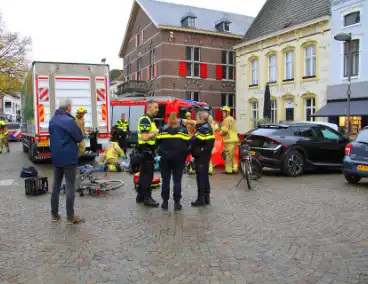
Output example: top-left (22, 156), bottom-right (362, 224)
top-left (244, 122), bottom-right (349, 176)
top-left (343, 126), bottom-right (368, 184)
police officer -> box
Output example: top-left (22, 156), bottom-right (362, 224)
top-left (137, 101), bottom-right (160, 207)
top-left (190, 109), bottom-right (215, 206)
top-left (157, 112), bottom-right (190, 211)
top-left (114, 113), bottom-right (129, 155)
top-left (220, 106), bottom-right (239, 174)
top-left (75, 107), bottom-right (88, 157)
top-left (208, 115), bottom-right (219, 175)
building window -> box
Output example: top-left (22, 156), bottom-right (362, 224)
top-left (221, 93), bottom-right (235, 108)
top-left (186, 91), bottom-right (200, 101)
top-left (250, 59), bottom-right (258, 85)
top-left (268, 55), bottom-right (277, 83)
top-left (136, 31), bottom-right (143, 47)
top-left (284, 51), bottom-right (294, 80)
top-left (304, 98), bottom-right (316, 121)
top-left (344, 11), bottom-right (360, 27)
top-left (251, 102), bottom-right (258, 128)
top-left (344, 39), bottom-right (360, 77)
top-left (186, 46), bottom-right (200, 77)
top-left (182, 16), bottom-right (196, 28)
top-left (149, 49), bottom-right (156, 80)
top-left (137, 57), bottom-right (142, 81)
top-left (126, 64), bottom-right (131, 81)
top-left (271, 100), bottom-right (277, 123)
top-left (221, 51), bottom-right (235, 80)
top-left (304, 45), bottom-right (316, 77)
top-left (216, 21), bottom-right (230, 32)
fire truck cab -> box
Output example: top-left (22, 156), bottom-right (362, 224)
top-left (110, 96), bottom-right (210, 146)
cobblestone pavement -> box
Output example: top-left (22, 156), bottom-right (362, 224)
top-left (0, 143), bottom-right (368, 284)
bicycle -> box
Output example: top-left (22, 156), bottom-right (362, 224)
top-left (236, 143), bottom-right (263, 190)
top-left (62, 166), bottom-right (124, 196)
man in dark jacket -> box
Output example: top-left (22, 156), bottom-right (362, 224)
top-left (49, 100), bottom-right (84, 224)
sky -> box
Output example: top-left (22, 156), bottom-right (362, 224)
top-left (0, 0), bottom-right (265, 70)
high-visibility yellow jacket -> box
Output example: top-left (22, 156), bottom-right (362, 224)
top-left (104, 142), bottom-right (125, 164)
top-left (0, 127), bottom-right (8, 139)
top-left (75, 116), bottom-right (86, 134)
top-left (220, 115), bottom-right (239, 144)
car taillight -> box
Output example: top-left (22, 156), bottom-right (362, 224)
top-left (345, 143), bottom-right (352, 156)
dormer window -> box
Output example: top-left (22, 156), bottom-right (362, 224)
top-left (216, 21), bottom-right (231, 32)
top-left (182, 16), bottom-right (196, 28)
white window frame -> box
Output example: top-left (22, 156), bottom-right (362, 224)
top-left (186, 46), bottom-right (201, 78)
top-left (271, 100), bottom-right (277, 123)
top-left (221, 51), bottom-right (235, 80)
top-left (149, 49), bottom-right (156, 80)
top-left (186, 91), bottom-right (200, 101)
top-left (221, 93), bottom-right (235, 108)
top-left (187, 17), bottom-right (196, 28)
top-left (342, 38), bottom-right (360, 79)
top-left (284, 51), bottom-right (294, 80)
top-left (268, 55), bottom-right (277, 83)
top-left (304, 45), bottom-right (316, 77)
top-left (251, 101), bottom-right (258, 128)
top-left (251, 59), bottom-right (258, 85)
top-left (341, 6), bottom-right (362, 29)
top-left (136, 30), bottom-right (143, 47)
top-left (304, 98), bottom-right (316, 121)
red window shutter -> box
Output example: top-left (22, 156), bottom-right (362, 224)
top-left (134, 72), bottom-right (137, 80)
top-left (179, 62), bottom-right (187, 77)
top-left (216, 65), bottom-right (222, 80)
top-left (146, 67), bottom-right (150, 80)
top-left (215, 108), bottom-right (222, 122)
top-left (154, 63), bottom-right (158, 77)
top-left (200, 64), bottom-right (208, 78)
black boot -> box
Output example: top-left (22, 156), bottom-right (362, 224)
top-left (136, 195), bottom-right (144, 203)
top-left (204, 194), bottom-right (210, 205)
top-left (191, 196), bottom-right (205, 207)
top-left (144, 196), bottom-right (159, 207)
top-left (174, 201), bottom-right (182, 211)
top-left (161, 200), bottom-right (168, 210)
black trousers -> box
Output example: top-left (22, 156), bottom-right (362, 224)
top-left (160, 157), bottom-right (185, 202)
top-left (195, 158), bottom-right (211, 198)
top-left (137, 154), bottom-right (155, 200)
top-left (118, 136), bottom-right (128, 156)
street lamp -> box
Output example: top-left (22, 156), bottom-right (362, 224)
top-left (334, 32), bottom-right (352, 136)
top-left (101, 58), bottom-right (106, 64)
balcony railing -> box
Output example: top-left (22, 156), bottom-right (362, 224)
top-left (115, 80), bottom-right (151, 96)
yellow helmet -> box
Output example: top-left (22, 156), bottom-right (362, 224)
top-left (77, 107), bottom-right (87, 114)
top-left (185, 112), bottom-right (191, 117)
top-left (0, 121), bottom-right (5, 126)
top-left (221, 106), bottom-right (231, 113)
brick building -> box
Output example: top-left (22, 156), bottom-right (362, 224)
top-left (117, 0), bottom-right (253, 115)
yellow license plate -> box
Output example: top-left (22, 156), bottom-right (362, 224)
top-left (357, 165), bottom-right (368, 171)
top-left (38, 140), bottom-right (49, 147)
top-left (250, 151), bottom-right (256, 156)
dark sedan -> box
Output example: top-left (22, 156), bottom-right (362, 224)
top-left (343, 127), bottom-right (368, 184)
top-left (244, 122), bottom-right (349, 176)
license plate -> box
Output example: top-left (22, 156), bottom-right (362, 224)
top-left (38, 140), bottom-right (49, 147)
top-left (357, 165), bottom-right (368, 171)
top-left (250, 151), bottom-right (256, 156)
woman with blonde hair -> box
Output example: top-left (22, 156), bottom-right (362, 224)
top-left (156, 112), bottom-right (190, 211)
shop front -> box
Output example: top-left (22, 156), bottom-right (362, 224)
top-left (312, 99), bottom-right (368, 138)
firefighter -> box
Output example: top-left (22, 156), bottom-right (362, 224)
top-left (75, 107), bottom-right (88, 157)
top-left (220, 106), bottom-right (239, 174)
top-left (208, 115), bottom-right (219, 175)
top-left (136, 101), bottom-right (160, 207)
top-left (190, 109), bottom-right (215, 206)
top-left (157, 112), bottom-right (190, 211)
top-left (100, 137), bottom-right (126, 172)
top-left (114, 113), bottom-right (129, 155)
top-left (0, 121), bottom-right (10, 154)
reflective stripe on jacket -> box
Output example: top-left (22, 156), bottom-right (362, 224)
top-left (104, 141), bottom-right (125, 164)
top-left (138, 114), bottom-right (157, 146)
top-left (115, 119), bottom-right (129, 132)
top-left (157, 125), bottom-right (190, 159)
top-left (0, 127), bottom-right (8, 138)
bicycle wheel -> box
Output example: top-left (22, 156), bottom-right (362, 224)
top-left (103, 180), bottom-right (124, 190)
top-left (250, 157), bottom-right (263, 180)
top-left (241, 159), bottom-right (251, 190)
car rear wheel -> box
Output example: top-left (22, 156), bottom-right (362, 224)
top-left (282, 150), bottom-right (304, 177)
top-left (344, 174), bottom-right (361, 184)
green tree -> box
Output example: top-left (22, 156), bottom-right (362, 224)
top-left (0, 14), bottom-right (31, 98)
top-left (109, 69), bottom-right (123, 82)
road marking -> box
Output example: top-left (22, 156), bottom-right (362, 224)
top-left (0, 179), bottom-right (15, 186)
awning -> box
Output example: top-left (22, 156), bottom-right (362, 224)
top-left (312, 100), bottom-right (368, 117)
